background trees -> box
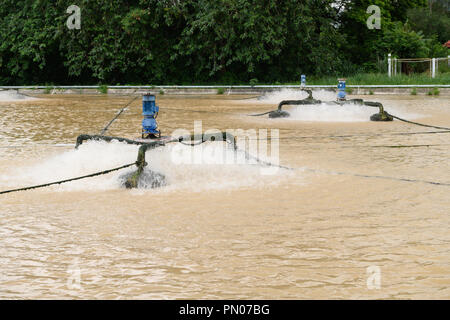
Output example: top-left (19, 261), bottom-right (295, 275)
top-left (0, 0), bottom-right (446, 85)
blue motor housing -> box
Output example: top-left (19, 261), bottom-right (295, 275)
top-left (337, 90), bottom-right (346, 100)
top-left (337, 79), bottom-right (346, 100)
top-left (142, 117), bottom-right (158, 132)
top-left (142, 94), bottom-right (160, 137)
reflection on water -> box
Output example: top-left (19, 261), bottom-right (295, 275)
top-left (0, 93), bottom-right (449, 299)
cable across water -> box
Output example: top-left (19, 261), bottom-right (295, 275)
top-left (0, 162), bottom-right (136, 195)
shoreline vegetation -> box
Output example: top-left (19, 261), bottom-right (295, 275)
top-left (1, 1), bottom-right (448, 86)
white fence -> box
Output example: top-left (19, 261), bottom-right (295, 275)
top-left (388, 53), bottom-right (450, 78)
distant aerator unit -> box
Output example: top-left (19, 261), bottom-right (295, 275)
top-left (265, 79), bottom-right (393, 121)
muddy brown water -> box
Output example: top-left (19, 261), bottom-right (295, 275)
top-left (0, 93), bottom-right (449, 299)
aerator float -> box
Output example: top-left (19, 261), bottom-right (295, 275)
top-left (262, 79), bottom-right (393, 122)
top-left (75, 94), bottom-right (238, 189)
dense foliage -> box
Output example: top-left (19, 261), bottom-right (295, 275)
top-left (0, 0), bottom-right (446, 85)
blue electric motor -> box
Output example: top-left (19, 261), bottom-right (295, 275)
top-left (301, 74), bottom-right (306, 87)
top-left (337, 79), bottom-right (346, 100)
top-left (142, 94), bottom-right (160, 138)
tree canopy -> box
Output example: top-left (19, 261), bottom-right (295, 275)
top-left (0, 0), bottom-right (446, 85)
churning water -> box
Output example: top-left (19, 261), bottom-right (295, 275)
top-left (0, 94), bottom-right (449, 299)
top-left (254, 89), bottom-right (422, 122)
top-left (0, 140), bottom-right (289, 192)
top-left (256, 88), bottom-right (337, 103)
top-left (0, 90), bottom-right (37, 102)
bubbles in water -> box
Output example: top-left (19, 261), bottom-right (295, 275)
top-left (256, 89), bottom-right (336, 104)
top-left (287, 103), bottom-right (423, 122)
top-left (119, 168), bottom-right (167, 189)
top-left (1, 140), bottom-right (291, 192)
top-left (287, 103), bottom-right (376, 122)
top-left (252, 89), bottom-right (423, 122)
top-left (1, 141), bottom-right (137, 191)
top-left (0, 90), bottom-right (37, 102)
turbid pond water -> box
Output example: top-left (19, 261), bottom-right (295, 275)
top-left (0, 91), bottom-right (449, 299)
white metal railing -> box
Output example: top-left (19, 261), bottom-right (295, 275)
top-left (1, 84), bottom-right (449, 90)
top-left (388, 54), bottom-right (450, 78)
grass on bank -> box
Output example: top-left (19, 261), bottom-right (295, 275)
top-left (12, 72), bottom-right (450, 88)
top-left (303, 73), bottom-right (450, 86)
top-left (124, 73), bottom-right (450, 86)
top-left (98, 85), bottom-right (108, 94)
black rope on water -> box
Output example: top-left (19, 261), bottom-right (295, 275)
top-left (248, 110), bottom-right (273, 117)
top-left (0, 162), bottom-right (136, 195)
top-left (229, 141), bottom-right (450, 187)
top-left (178, 140), bottom-right (207, 146)
top-left (360, 143), bottom-right (450, 148)
top-left (304, 168), bottom-right (450, 187)
top-left (386, 113), bottom-right (450, 131)
top-left (229, 140), bottom-right (294, 171)
top-left (245, 130), bottom-right (450, 142)
top-left (162, 107), bottom-right (237, 115)
top-left (99, 94), bottom-right (140, 135)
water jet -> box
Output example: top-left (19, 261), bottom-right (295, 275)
top-left (75, 94), bottom-right (239, 189)
top-left (254, 81), bottom-right (393, 122)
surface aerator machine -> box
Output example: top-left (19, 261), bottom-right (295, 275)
top-left (74, 94), bottom-right (238, 189)
top-left (266, 79), bottom-right (393, 121)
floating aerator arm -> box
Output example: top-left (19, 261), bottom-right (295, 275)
top-left (75, 134), bottom-right (146, 149)
top-left (124, 131), bottom-right (238, 189)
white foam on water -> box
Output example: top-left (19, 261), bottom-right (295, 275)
top-left (1, 140), bottom-right (292, 192)
top-left (139, 142), bottom-right (290, 193)
top-left (1, 141), bottom-right (137, 191)
top-left (0, 90), bottom-right (37, 102)
top-left (255, 89), bottom-right (336, 104)
top-left (287, 103), bottom-right (377, 122)
top-left (285, 102), bottom-right (423, 122)
top-left (248, 89), bottom-right (423, 122)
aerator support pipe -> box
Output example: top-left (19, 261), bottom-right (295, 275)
top-left (125, 132), bottom-right (238, 188)
top-left (124, 141), bottom-right (166, 188)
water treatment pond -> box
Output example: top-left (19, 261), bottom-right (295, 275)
top-left (0, 93), bottom-right (449, 299)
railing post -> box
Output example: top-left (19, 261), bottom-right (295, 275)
top-left (432, 58), bottom-right (436, 78)
top-left (388, 54), bottom-right (392, 77)
top-left (394, 58), bottom-right (397, 76)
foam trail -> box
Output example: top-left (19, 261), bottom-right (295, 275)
top-left (133, 143), bottom-right (291, 193)
top-left (286, 103), bottom-right (423, 122)
top-left (1, 141), bottom-right (138, 191)
top-left (288, 103), bottom-right (375, 122)
top-left (0, 90), bottom-right (37, 102)
top-left (1, 141), bottom-right (292, 192)
top-left (251, 89), bottom-right (422, 122)
top-left (256, 89), bottom-right (336, 104)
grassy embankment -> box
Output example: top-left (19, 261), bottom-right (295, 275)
top-left (305, 73), bottom-right (450, 85)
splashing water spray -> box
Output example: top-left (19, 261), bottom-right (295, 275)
top-left (1, 90), bottom-right (450, 195)
top-left (75, 94), bottom-right (240, 189)
top-left (252, 77), bottom-right (393, 121)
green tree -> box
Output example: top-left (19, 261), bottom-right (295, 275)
top-left (377, 22), bottom-right (429, 58)
top-left (407, 1), bottom-right (450, 44)
top-left (0, 0), bottom-right (67, 84)
top-left (0, 0), bottom-right (444, 85)
top-left (339, 0), bottom-right (427, 70)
